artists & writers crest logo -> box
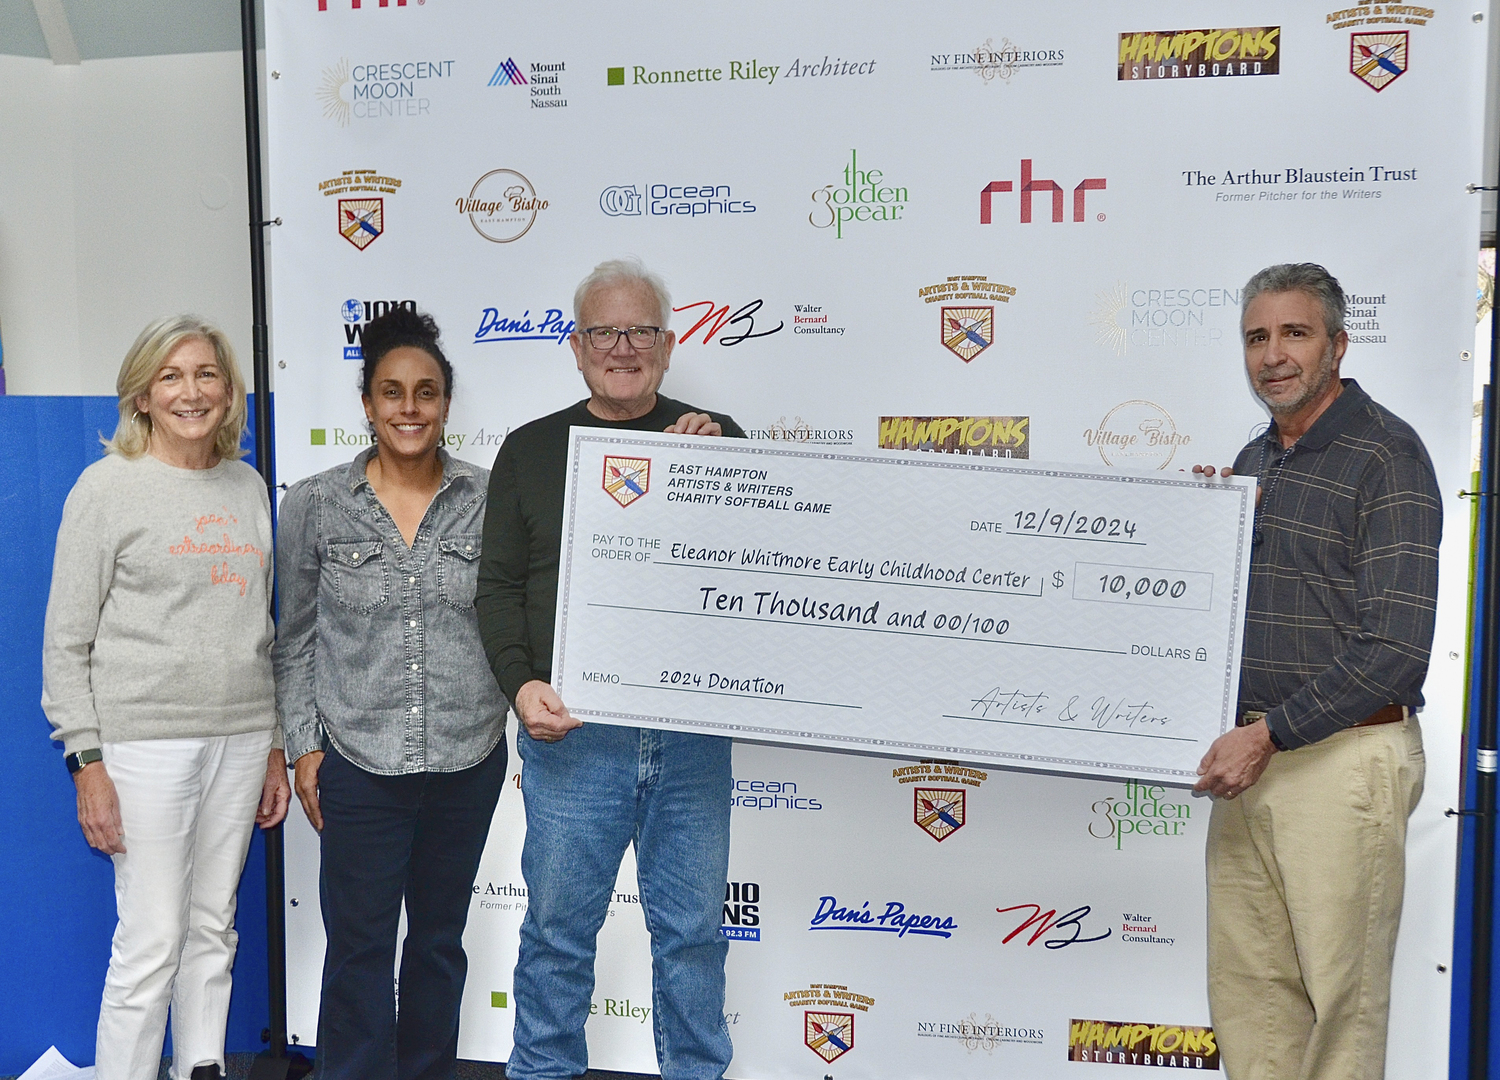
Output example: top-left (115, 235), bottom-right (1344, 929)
top-left (806, 1011), bottom-right (854, 1062)
top-left (318, 170), bottom-right (403, 251)
top-left (602, 456), bottom-right (650, 507)
top-left (914, 787), bottom-right (966, 841)
top-left (941, 306), bottom-right (993, 362)
top-left (1350, 31), bottom-right (1407, 90)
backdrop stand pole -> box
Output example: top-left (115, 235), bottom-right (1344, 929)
top-left (240, 0), bottom-right (310, 1076)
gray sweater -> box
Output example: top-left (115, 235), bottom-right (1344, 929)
top-left (41, 452), bottom-right (278, 755)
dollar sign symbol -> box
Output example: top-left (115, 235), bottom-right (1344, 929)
top-left (1053, 571), bottom-right (1065, 589)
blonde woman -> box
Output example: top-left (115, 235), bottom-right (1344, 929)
top-left (41, 316), bottom-right (290, 1080)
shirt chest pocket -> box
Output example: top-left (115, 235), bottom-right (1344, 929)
top-left (326, 540), bottom-right (390, 613)
top-left (436, 535), bottom-right (481, 609)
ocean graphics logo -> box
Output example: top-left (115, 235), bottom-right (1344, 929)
top-left (810, 150), bottom-right (907, 238)
top-left (599, 183), bottom-right (755, 217)
top-left (731, 777), bottom-right (824, 810)
top-left (1083, 400), bottom-right (1189, 470)
top-left (1351, 31), bottom-right (1407, 90)
top-left (473, 306), bottom-right (574, 345)
top-left (602, 456), bottom-right (650, 507)
top-left (340, 298), bottom-right (416, 360)
top-left (981, 159), bottom-right (1105, 223)
top-left (1069, 1019), bottom-right (1219, 1069)
top-left (722, 881), bottom-right (761, 941)
top-left (784, 983), bottom-right (875, 1064)
top-left (879, 416), bottom-right (1030, 458)
top-left (809, 895), bottom-right (957, 938)
top-left (317, 57), bottom-right (454, 125)
top-left (1089, 779), bottom-right (1192, 850)
top-left (1117, 28), bottom-right (1280, 80)
top-left (914, 787), bottom-right (965, 841)
top-left (457, 170), bottom-right (548, 243)
top-left (488, 58), bottom-right (525, 85)
top-left (318, 169), bottom-right (402, 251)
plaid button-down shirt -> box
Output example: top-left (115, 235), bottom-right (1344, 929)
top-left (1232, 379), bottom-right (1442, 750)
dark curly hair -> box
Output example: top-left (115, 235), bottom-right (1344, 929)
top-left (359, 307), bottom-right (453, 398)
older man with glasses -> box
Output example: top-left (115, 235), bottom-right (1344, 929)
top-left (476, 257), bottom-right (744, 1080)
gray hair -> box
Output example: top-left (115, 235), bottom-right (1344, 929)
top-left (1241, 263), bottom-right (1346, 340)
top-left (573, 257), bottom-right (672, 327)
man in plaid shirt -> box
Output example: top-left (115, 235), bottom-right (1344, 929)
top-left (1192, 263), bottom-right (1440, 1080)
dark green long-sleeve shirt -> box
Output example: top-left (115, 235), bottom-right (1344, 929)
top-left (475, 395), bottom-right (746, 704)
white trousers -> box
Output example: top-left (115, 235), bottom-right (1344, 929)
top-left (96, 730), bottom-right (272, 1080)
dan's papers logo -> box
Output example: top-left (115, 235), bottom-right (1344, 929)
top-left (602, 456), bottom-right (650, 507)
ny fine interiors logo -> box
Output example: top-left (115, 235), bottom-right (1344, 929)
top-left (784, 983), bottom-right (875, 1065)
top-left (1117, 27), bottom-right (1280, 80)
top-left (317, 168), bottom-right (402, 251)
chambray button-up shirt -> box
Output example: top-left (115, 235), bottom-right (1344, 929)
top-left (275, 448), bottom-right (506, 774)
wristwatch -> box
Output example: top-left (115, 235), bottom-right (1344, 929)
top-left (65, 748), bottom-right (103, 775)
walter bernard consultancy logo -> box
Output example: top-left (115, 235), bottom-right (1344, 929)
top-left (1083, 400), bottom-right (1190, 470)
top-left (879, 415), bottom-right (1030, 459)
top-left (318, 57), bottom-right (454, 125)
top-left (784, 982), bottom-right (876, 1065)
top-left (599, 182), bottom-right (755, 217)
top-left (1069, 1019), bottom-right (1219, 1069)
top-left (810, 150), bottom-right (907, 239)
top-left (917, 275), bottom-right (1017, 363)
top-left (487, 58), bottom-right (569, 108)
top-left (1117, 27), bottom-right (1280, 80)
top-left (1089, 283), bottom-right (1243, 355)
top-left (891, 760), bottom-right (989, 842)
top-left (456, 169), bottom-right (549, 243)
top-left (340, 297), bottom-right (416, 359)
top-left (318, 169), bottom-right (403, 251)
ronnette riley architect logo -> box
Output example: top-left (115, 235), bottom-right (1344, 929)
top-left (602, 456), bottom-right (650, 507)
top-left (785, 983), bottom-right (875, 1065)
top-left (458, 170), bottom-right (548, 243)
top-left (810, 150), bottom-right (907, 238)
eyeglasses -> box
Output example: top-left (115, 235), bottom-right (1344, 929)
top-left (580, 325), bottom-right (663, 351)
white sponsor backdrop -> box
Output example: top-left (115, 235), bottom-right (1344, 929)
top-left (267, 2), bottom-right (1488, 1075)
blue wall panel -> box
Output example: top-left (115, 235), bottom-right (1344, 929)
top-left (0, 396), bottom-right (271, 1073)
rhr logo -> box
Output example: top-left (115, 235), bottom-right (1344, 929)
top-left (319, 0), bottom-right (417, 8)
top-left (980, 159), bottom-right (1106, 223)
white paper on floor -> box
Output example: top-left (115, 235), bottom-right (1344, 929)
top-left (17, 1046), bottom-right (95, 1080)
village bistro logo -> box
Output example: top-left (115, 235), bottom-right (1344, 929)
top-left (785, 983), bottom-right (874, 1064)
top-left (340, 298), bottom-right (417, 360)
top-left (981, 159), bottom-right (1106, 224)
top-left (1089, 779), bottom-right (1192, 850)
top-left (458, 169), bottom-right (548, 243)
top-left (1083, 400), bottom-right (1188, 470)
top-left (1068, 1019), bottom-right (1219, 1069)
top-left (598, 183), bottom-right (755, 217)
top-left (745, 416), bottom-right (854, 446)
top-left (473, 306), bottom-right (574, 345)
top-left (810, 150), bottom-right (907, 239)
top-left (879, 416), bottom-right (1030, 458)
top-left (317, 57), bottom-right (453, 126)
top-left (1117, 28), bottom-right (1280, 80)
top-left (914, 787), bottom-right (965, 841)
top-left (602, 456), bottom-right (650, 507)
top-left (1350, 31), bottom-right (1408, 90)
top-left (318, 170), bottom-right (402, 251)
top-left (1089, 283), bottom-right (1242, 355)
top-left (931, 37), bottom-right (1064, 82)
top-left (917, 1014), bottom-right (1044, 1053)
top-left (722, 881), bottom-right (761, 941)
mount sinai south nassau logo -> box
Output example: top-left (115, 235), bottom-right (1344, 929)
top-left (602, 456), bottom-right (650, 507)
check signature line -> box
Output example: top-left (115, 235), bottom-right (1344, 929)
top-left (586, 603), bottom-right (1128, 656)
top-left (651, 561), bottom-right (1044, 598)
top-left (941, 713), bottom-right (1196, 743)
top-left (622, 681), bottom-right (861, 710)
top-left (1011, 533), bottom-right (1147, 547)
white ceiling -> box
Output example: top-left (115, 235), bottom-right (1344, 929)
top-left (0, 0), bottom-right (260, 60)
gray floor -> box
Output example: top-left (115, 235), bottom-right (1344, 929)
top-left (3, 1056), bottom-right (658, 1080)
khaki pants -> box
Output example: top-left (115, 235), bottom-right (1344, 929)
top-left (1206, 718), bottom-right (1424, 1080)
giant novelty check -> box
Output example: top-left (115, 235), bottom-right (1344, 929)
top-left (553, 430), bottom-right (1256, 783)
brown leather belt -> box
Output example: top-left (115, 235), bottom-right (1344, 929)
top-left (1237, 703), bottom-right (1407, 728)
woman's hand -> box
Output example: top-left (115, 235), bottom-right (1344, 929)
top-left (74, 761), bottom-right (125, 855)
top-left (257, 748), bottom-right (291, 829)
top-left (294, 750), bottom-right (326, 832)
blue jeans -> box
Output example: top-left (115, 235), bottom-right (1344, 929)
top-left (315, 742), bottom-right (507, 1080)
top-left (508, 724), bottom-right (732, 1080)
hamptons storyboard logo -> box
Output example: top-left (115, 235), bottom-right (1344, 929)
top-left (606, 54), bottom-right (876, 87)
top-left (339, 298), bottom-right (416, 359)
top-left (1069, 1019), bottom-right (1219, 1069)
top-left (1117, 27), bottom-right (1280, 80)
top-left (891, 760), bottom-right (990, 842)
top-left (809, 150), bottom-right (907, 238)
top-left (931, 36), bottom-right (1064, 82)
top-left (472, 305), bottom-right (574, 345)
top-left (917, 275), bottom-right (1017, 363)
top-left (456, 169), bottom-right (548, 243)
top-left (318, 169), bottom-right (402, 251)
top-left (488, 58), bottom-right (569, 107)
top-left (598, 182), bottom-right (755, 217)
top-left (880, 415), bottom-right (1030, 458)
top-left (722, 880), bottom-right (761, 941)
top-left (1089, 283), bottom-right (1243, 355)
top-left (318, 57), bottom-right (454, 125)
top-left (784, 983), bottom-right (876, 1065)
